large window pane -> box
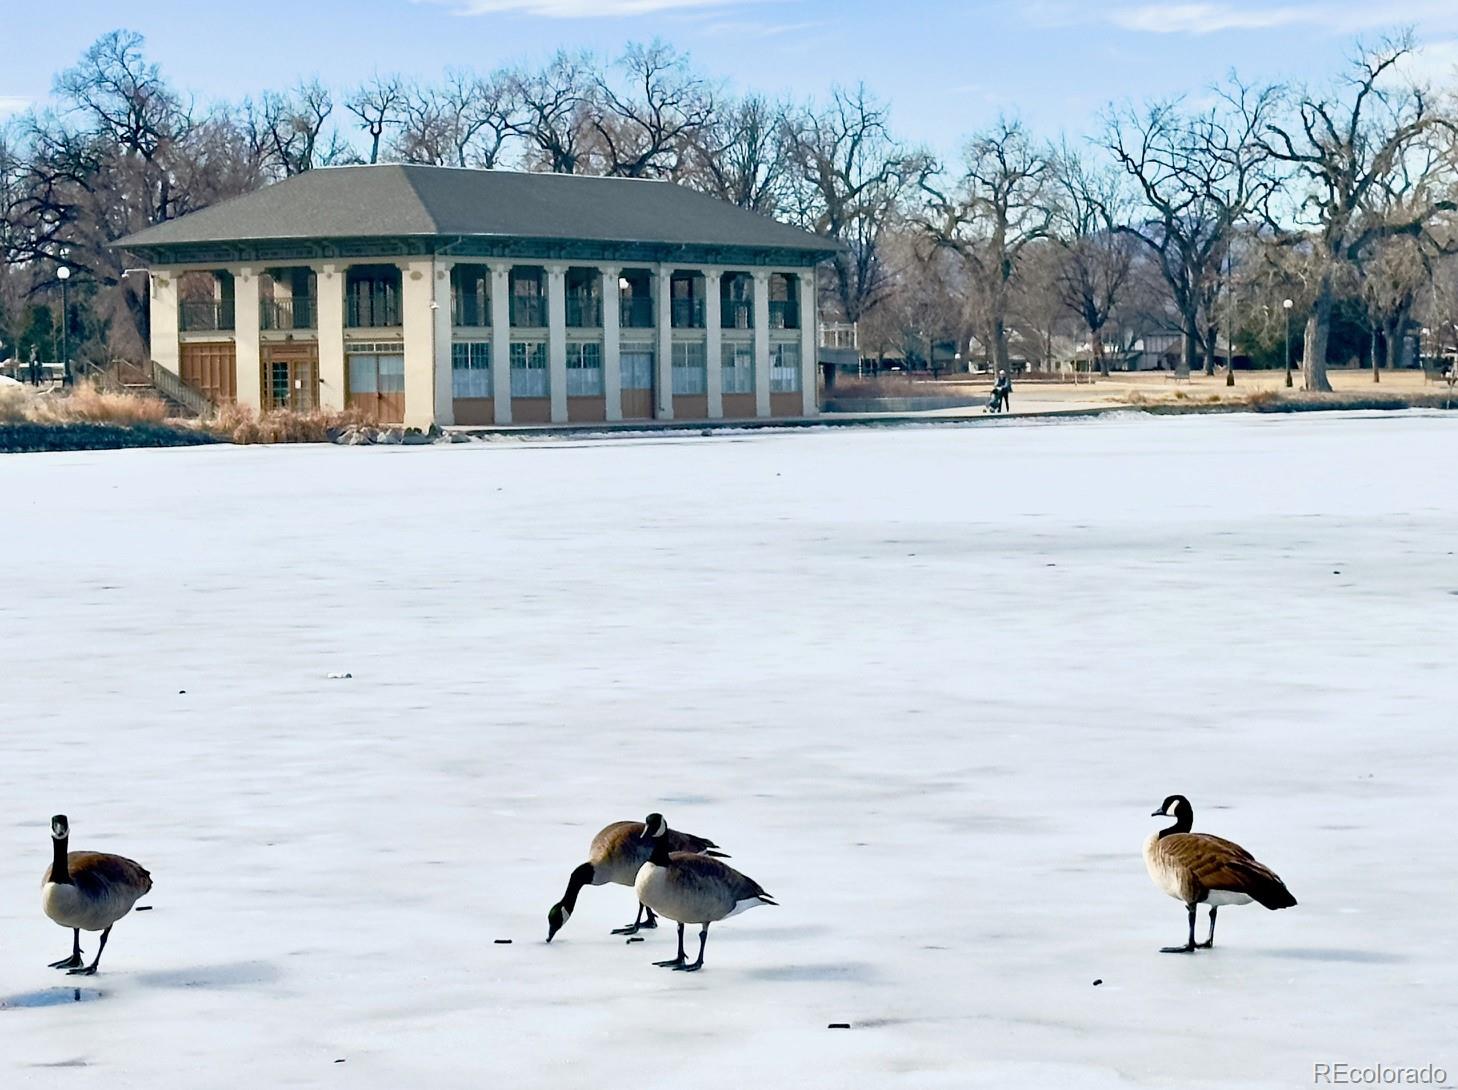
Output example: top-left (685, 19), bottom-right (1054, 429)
top-left (723, 342), bottom-right (754, 394)
top-left (566, 341), bottom-right (603, 396)
top-left (770, 342), bottom-right (801, 392)
top-left (621, 347), bottom-right (654, 390)
top-left (510, 340), bottom-right (549, 397)
top-left (672, 340), bottom-right (707, 395)
top-left (452, 341), bottom-right (492, 398)
top-left (348, 354), bottom-right (378, 394)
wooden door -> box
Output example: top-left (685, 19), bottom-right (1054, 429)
top-left (347, 352), bottom-right (405, 423)
top-left (180, 342), bottom-right (237, 404)
top-left (620, 347), bottom-right (654, 419)
top-left (261, 345), bottom-right (319, 411)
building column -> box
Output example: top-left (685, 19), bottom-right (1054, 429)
top-left (655, 265), bottom-right (674, 419)
top-left (315, 263), bottom-right (346, 411)
top-left (234, 266), bottom-right (262, 411)
top-left (489, 263), bottom-right (512, 424)
top-left (704, 269), bottom-right (723, 419)
top-left (752, 270), bottom-right (771, 418)
top-left (601, 265), bottom-right (622, 422)
top-left (399, 258), bottom-right (437, 429)
top-left (546, 263), bottom-right (568, 423)
top-left (433, 259), bottom-right (455, 426)
top-left (149, 269), bottom-right (180, 376)
top-left (799, 270), bottom-right (818, 417)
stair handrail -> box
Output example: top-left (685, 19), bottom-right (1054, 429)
top-left (146, 360), bottom-right (213, 418)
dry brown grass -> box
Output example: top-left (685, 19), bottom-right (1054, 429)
top-left (205, 404), bottom-right (370, 444)
top-left (828, 374), bottom-right (946, 398)
top-left (0, 380), bottom-right (172, 426)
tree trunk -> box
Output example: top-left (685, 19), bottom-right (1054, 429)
top-left (1091, 327), bottom-right (1108, 377)
top-left (1302, 277), bottom-right (1334, 392)
top-left (1181, 328), bottom-right (1198, 375)
top-left (991, 315), bottom-right (1010, 374)
top-left (1371, 327), bottom-right (1380, 383)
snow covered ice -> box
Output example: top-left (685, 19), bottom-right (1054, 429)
top-left (1, 412), bottom-right (1455, 1089)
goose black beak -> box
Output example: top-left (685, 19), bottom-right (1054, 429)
top-left (1150, 809), bottom-right (1164, 817)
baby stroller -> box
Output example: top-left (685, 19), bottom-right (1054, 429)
top-left (986, 385), bottom-right (1008, 414)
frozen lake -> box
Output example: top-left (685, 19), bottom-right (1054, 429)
top-left (1, 412), bottom-right (1454, 1089)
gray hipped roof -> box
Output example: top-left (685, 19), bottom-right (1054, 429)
top-left (116, 164), bottom-right (839, 255)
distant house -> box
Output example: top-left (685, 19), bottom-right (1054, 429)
top-left (115, 165), bottom-right (839, 427)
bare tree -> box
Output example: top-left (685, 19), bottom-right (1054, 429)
top-left (589, 41), bottom-right (713, 178)
top-left (921, 118), bottom-right (1054, 373)
top-left (1106, 82), bottom-right (1278, 376)
top-left (683, 94), bottom-right (794, 212)
top-left (1259, 36), bottom-right (1458, 390)
top-left (392, 70), bottom-right (513, 168)
top-left (248, 80), bottom-right (351, 177)
top-left (345, 74), bottom-right (406, 165)
top-left (508, 51), bottom-right (597, 174)
top-left (1049, 145), bottom-right (1134, 375)
top-left (787, 85), bottom-right (930, 324)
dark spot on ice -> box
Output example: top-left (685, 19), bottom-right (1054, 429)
top-left (178, 690), bottom-right (186, 694)
top-left (626, 936), bottom-right (645, 944)
top-left (827, 1023), bottom-right (851, 1029)
top-left (1092, 979), bottom-right (1103, 986)
top-left (1261, 948), bottom-right (1406, 964)
top-left (335, 1058), bottom-right (346, 1063)
top-left (493, 939), bottom-right (511, 944)
top-left (0, 987), bottom-right (103, 1009)
top-left (135, 905), bottom-right (153, 911)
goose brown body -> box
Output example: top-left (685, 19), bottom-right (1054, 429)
top-left (1144, 795), bottom-right (1295, 952)
top-left (547, 818), bottom-right (726, 941)
top-left (41, 815), bottom-right (152, 975)
top-left (634, 851), bottom-right (775, 925)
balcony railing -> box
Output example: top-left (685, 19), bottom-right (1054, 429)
top-left (721, 301), bottom-right (754, 330)
top-left (346, 290), bottom-right (401, 328)
top-left (511, 296), bottom-right (546, 327)
top-left (620, 296), bottom-right (654, 329)
top-left (566, 296), bottom-right (602, 328)
top-left (179, 299), bottom-right (235, 332)
top-left (260, 297), bottom-right (316, 331)
top-left (769, 300), bottom-right (800, 330)
top-left (453, 295), bottom-right (491, 328)
top-left (671, 298), bottom-right (705, 329)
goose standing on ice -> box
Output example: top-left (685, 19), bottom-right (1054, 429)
top-left (1144, 795), bottom-right (1296, 953)
top-left (42, 814), bottom-right (153, 975)
top-left (547, 818), bottom-right (727, 941)
top-left (634, 812), bottom-right (775, 972)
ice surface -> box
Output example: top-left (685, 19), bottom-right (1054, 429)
top-left (1, 412), bottom-right (1455, 1088)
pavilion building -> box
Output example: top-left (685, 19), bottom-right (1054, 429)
top-left (116, 164), bottom-right (839, 428)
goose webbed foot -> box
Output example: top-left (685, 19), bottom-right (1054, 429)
top-left (672, 959), bottom-right (704, 972)
top-left (672, 925), bottom-right (709, 971)
top-left (653, 921), bottom-right (687, 967)
top-left (1160, 943), bottom-right (1197, 954)
top-left (48, 953), bottom-right (84, 970)
top-left (612, 903), bottom-right (659, 935)
top-left (66, 964), bottom-right (99, 976)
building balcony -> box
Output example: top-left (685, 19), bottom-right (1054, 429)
top-left (721, 301), bottom-right (754, 330)
top-left (452, 297), bottom-right (491, 328)
top-left (671, 298), bottom-right (705, 329)
top-left (347, 293), bottom-right (402, 328)
top-left (511, 297), bottom-right (546, 328)
top-left (179, 300), bottom-right (235, 333)
top-left (260, 297), bottom-right (316, 331)
top-left (620, 297), bottom-right (654, 329)
top-left (769, 301), bottom-right (800, 330)
top-left (566, 296), bottom-right (602, 328)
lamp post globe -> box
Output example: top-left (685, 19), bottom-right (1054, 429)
top-left (1282, 298), bottom-right (1293, 388)
top-left (57, 266), bottom-right (72, 385)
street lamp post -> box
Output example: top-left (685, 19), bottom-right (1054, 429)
top-left (1420, 327), bottom-right (1431, 381)
top-left (57, 265), bottom-right (72, 386)
top-left (1282, 298), bottom-right (1293, 388)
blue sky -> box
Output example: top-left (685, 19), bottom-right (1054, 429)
top-left (3, 0), bottom-right (1457, 155)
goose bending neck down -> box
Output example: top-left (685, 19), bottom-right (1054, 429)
top-left (1144, 795), bottom-right (1296, 954)
top-left (42, 815), bottom-right (153, 975)
top-left (633, 812), bottom-right (775, 972)
top-left (546, 818), bottom-right (727, 942)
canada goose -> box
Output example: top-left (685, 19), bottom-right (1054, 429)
top-left (42, 815), bottom-right (153, 975)
top-left (634, 812), bottom-right (775, 972)
top-left (547, 818), bottom-right (726, 941)
top-left (1145, 795), bottom-right (1296, 953)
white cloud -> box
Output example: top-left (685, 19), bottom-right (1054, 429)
top-left (1397, 37), bottom-right (1458, 84)
top-left (432, 0), bottom-right (733, 15)
top-left (0, 95), bottom-right (30, 117)
top-left (1085, 1), bottom-right (1458, 36)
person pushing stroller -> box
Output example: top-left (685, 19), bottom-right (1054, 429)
top-left (987, 369), bottom-right (1013, 413)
